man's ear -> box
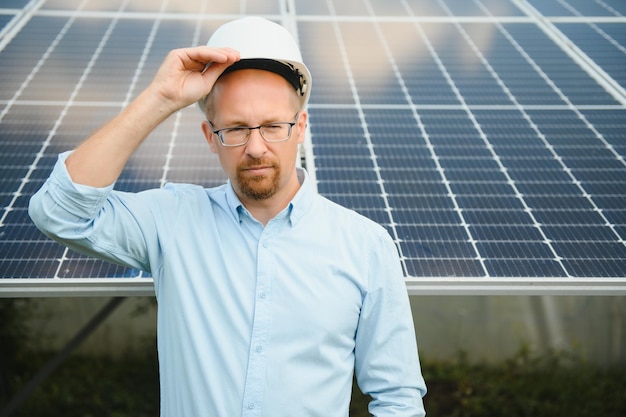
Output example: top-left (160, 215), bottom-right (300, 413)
top-left (296, 110), bottom-right (308, 145)
top-left (201, 120), bottom-right (219, 154)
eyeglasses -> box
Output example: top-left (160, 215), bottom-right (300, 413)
top-left (209, 113), bottom-right (300, 147)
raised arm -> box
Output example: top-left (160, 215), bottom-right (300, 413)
top-left (66, 46), bottom-right (239, 187)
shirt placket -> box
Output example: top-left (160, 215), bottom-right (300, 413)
top-left (241, 225), bottom-right (276, 416)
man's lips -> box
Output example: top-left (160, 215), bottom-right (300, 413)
top-left (241, 165), bottom-right (274, 175)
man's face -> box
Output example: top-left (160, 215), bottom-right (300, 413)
top-left (202, 69), bottom-right (307, 204)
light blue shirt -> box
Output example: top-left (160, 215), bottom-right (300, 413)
top-left (29, 152), bottom-right (426, 417)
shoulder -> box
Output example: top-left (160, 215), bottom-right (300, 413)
top-left (151, 182), bottom-right (224, 201)
top-left (313, 194), bottom-right (392, 244)
top-left (160, 182), bottom-right (209, 195)
top-left (130, 182), bottom-right (223, 214)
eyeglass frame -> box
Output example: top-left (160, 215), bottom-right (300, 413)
top-left (208, 112), bottom-right (301, 147)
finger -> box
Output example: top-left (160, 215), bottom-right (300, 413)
top-left (196, 48), bottom-right (240, 79)
top-left (185, 46), bottom-right (240, 70)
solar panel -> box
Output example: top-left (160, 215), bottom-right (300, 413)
top-left (0, 0), bottom-right (624, 296)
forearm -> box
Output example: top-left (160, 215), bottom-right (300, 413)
top-left (65, 46), bottom-right (239, 187)
top-left (65, 87), bottom-right (175, 187)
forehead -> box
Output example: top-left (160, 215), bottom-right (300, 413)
top-left (210, 69), bottom-right (300, 122)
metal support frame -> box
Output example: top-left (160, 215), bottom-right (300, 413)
top-left (1, 277), bottom-right (625, 297)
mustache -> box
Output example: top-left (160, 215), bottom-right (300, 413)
top-left (239, 158), bottom-right (277, 170)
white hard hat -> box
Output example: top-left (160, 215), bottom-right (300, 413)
top-left (198, 16), bottom-right (311, 111)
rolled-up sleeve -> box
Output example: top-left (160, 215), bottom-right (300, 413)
top-left (354, 232), bottom-right (427, 416)
top-left (28, 151), bottom-right (158, 272)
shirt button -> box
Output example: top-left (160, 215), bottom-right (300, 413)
top-left (248, 402), bottom-right (255, 409)
top-left (255, 345), bottom-right (263, 353)
top-left (259, 291), bottom-right (267, 299)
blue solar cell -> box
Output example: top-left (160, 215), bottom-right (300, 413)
top-left (543, 224), bottom-right (620, 242)
top-left (564, 259), bottom-right (626, 277)
top-left (387, 194), bottom-right (456, 210)
top-left (463, 209), bottom-right (534, 226)
top-left (471, 182), bottom-right (517, 199)
top-left (507, 169), bottom-right (573, 183)
top-left (377, 154), bottom-right (437, 170)
top-left (378, 168), bottom-right (444, 183)
top-left (470, 225), bottom-right (544, 241)
top-left (315, 167), bottom-right (380, 183)
top-left (555, 240), bottom-right (626, 260)
top-left (405, 258), bottom-right (484, 277)
top-left (523, 195), bottom-right (593, 210)
top-left (500, 157), bottom-right (563, 171)
top-left (485, 259), bottom-right (568, 277)
top-left (60, 257), bottom-right (142, 278)
top-left (373, 144), bottom-right (432, 160)
top-left (456, 195), bottom-right (525, 210)
top-left (397, 224), bottom-right (468, 241)
top-left (590, 196), bottom-right (626, 211)
top-left (393, 208), bottom-right (461, 225)
top-left (516, 183), bottom-right (584, 196)
top-left (0, 259), bottom-right (61, 279)
top-left (477, 241), bottom-right (555, 259)
top-left (533, 209), bottom-right (607, 225)
top-left (314, 155), bottom-right (376, 169)
top-left (385, 181), bottom-right (449, 196)
top-left (443, 167), bottom-right (507, 182)
top-left (401, 238), bottom-right (478, 259)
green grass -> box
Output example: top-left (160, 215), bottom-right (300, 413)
top-left (2, 347), bottom-right (625, 417)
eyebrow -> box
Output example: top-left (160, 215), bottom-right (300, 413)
top-left (217, 115), bottom-right (293, 127)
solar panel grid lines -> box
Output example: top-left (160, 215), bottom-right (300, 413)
top-left (403, 17), bottom-right (564, 276)
top-left (0, 0), bottom-right (135, 280)
top-left (361, 1), bottom-right (488, 276)
top-left (409, 4), bottom-right (572, 276)
top-left (447, 14), bottom-right (626, 272)
top-left (324, 0), bottom-right (411, 275)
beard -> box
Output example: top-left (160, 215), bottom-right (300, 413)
top-left (236, 158), bottom-right (281, 200)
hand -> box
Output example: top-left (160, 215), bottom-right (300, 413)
top-left (149, 46), bottom-right (240, 113)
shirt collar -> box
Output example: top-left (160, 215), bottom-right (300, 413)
top-left (224, 167), bottom-right (314, 226)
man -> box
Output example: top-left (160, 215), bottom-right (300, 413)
top-left (29, 17), bottom-right (426, 416)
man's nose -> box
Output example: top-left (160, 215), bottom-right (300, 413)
top-left (244, 127), bottom-right (268, 158)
